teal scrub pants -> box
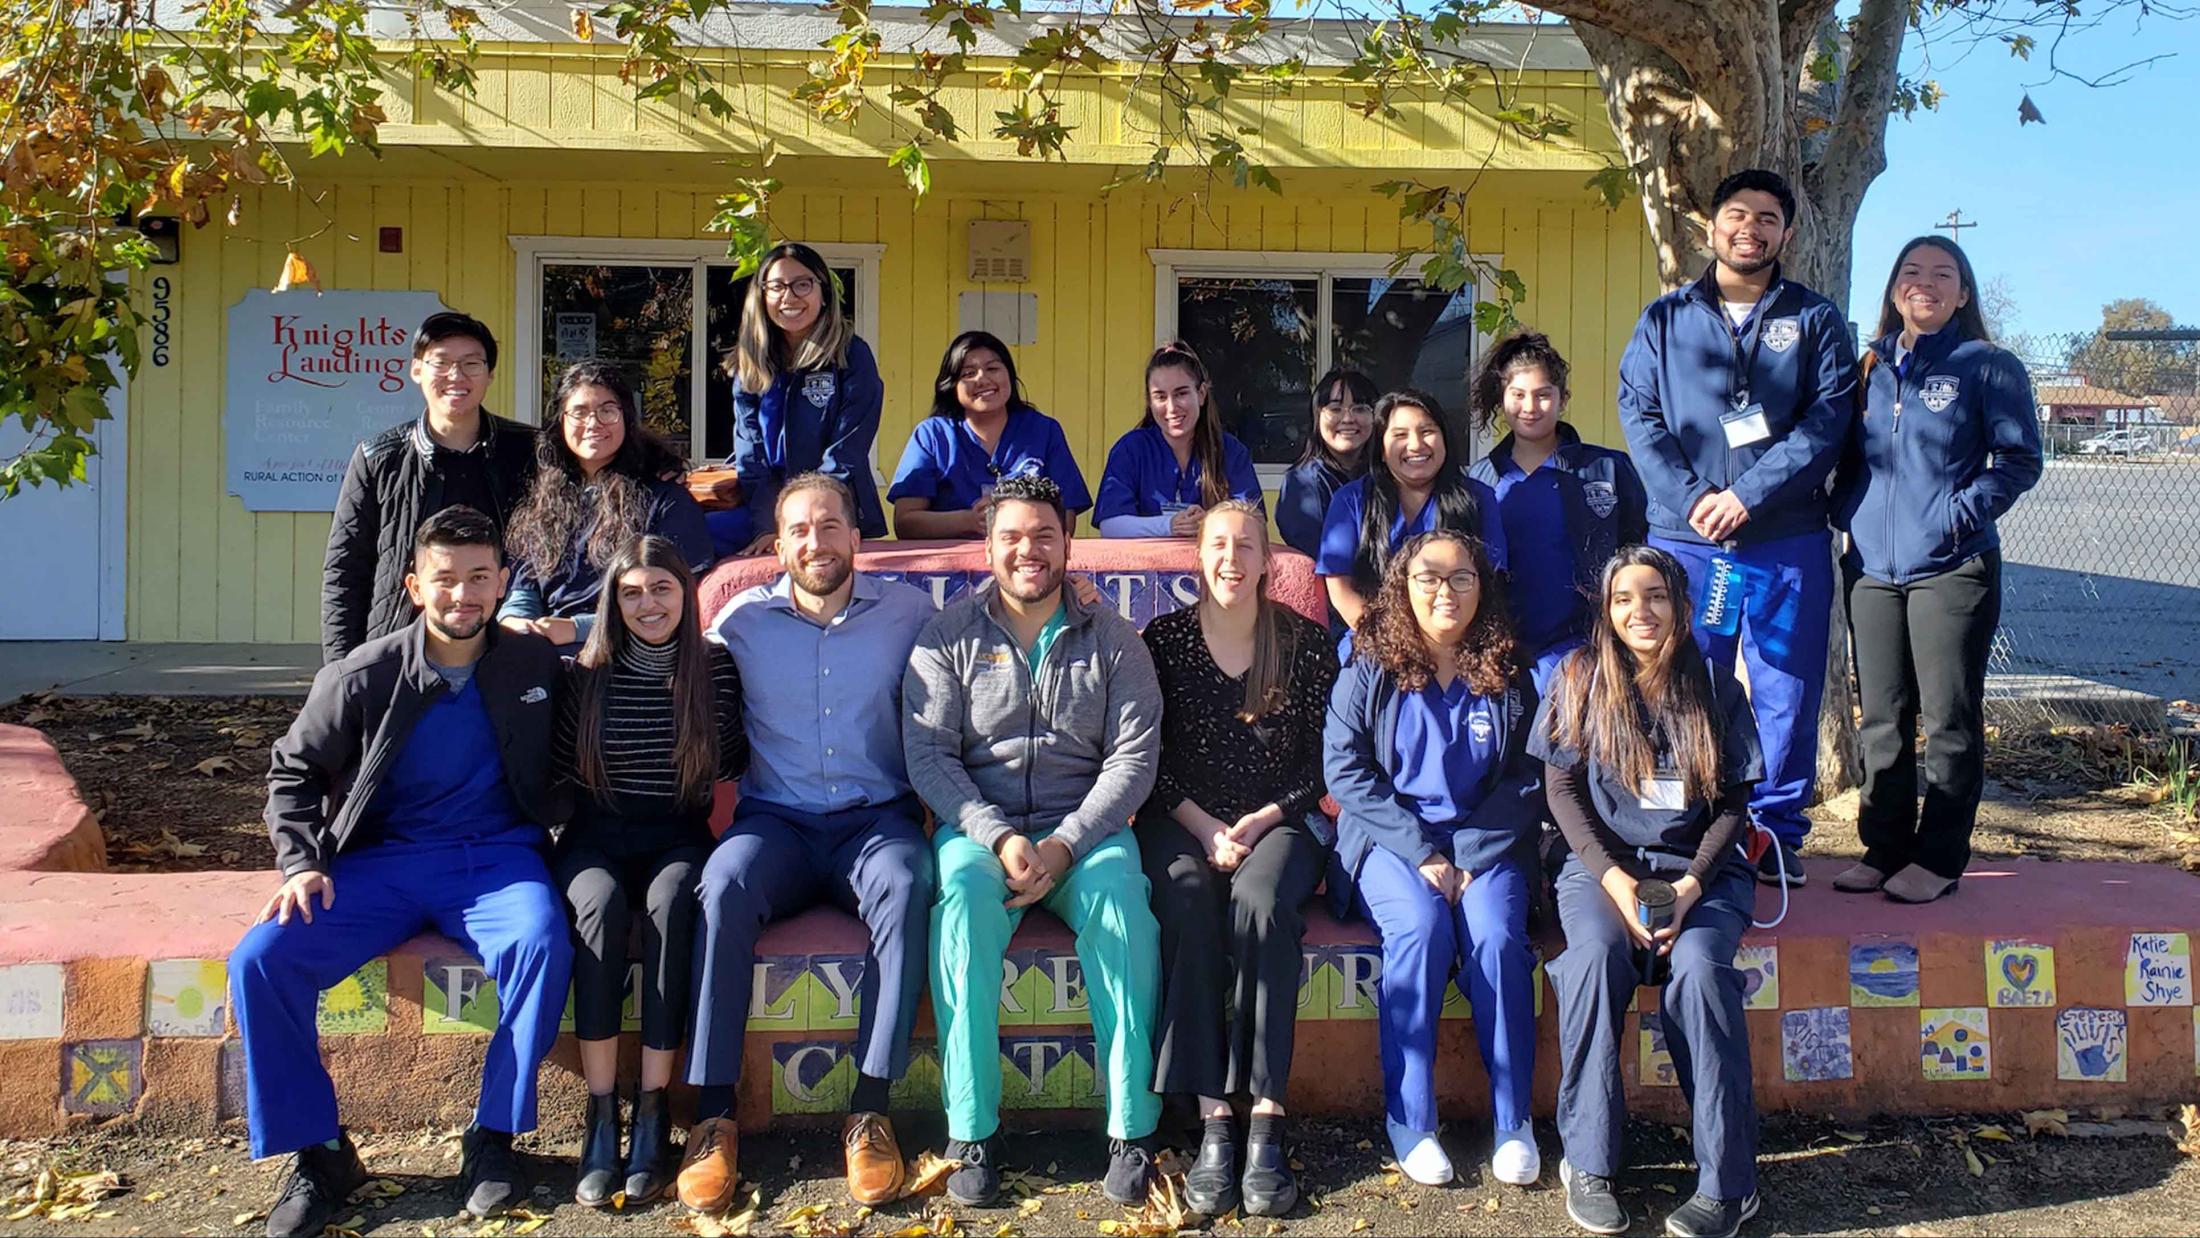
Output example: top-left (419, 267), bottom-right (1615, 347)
top-left (930, 826), bottom-right (1163, 1142)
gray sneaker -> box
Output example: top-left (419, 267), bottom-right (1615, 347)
top-left (1664, 1189), bottom-right (1761, 1237)
top-left (1559, 1159), bottom-right (1628, 1235)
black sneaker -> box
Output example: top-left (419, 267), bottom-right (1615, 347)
top-left (1559, 1159), bottom-right (1628, 1236)
top-left (264, 1132), bottom-right (368, 1238)
top-left (1103, 1135), bottom-right (1159, 1207)
top-left (459, 1126), bottom-right (525, 1219)
top-left (944, 1137), bottom-right (1001, 1208)
top-left (1664, 1189), bottom-right (1761, 1238)
top-left (1755, 835), bottom-right (1806, 887)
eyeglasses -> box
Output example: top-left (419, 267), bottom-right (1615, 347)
top-left (1410, 570), bottom-right (1480, 595)
top-left (420, 357), bottom-right (490, 378)
top-left (1322, 401), bottom-right (1375, 418)
top-left (561, 404), bottom-right (624, 425)
top-left (762, 276), bottom-right (822, 299)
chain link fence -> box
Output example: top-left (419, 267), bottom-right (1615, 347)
top-left (1984, 327), bottom-right (2200, 730)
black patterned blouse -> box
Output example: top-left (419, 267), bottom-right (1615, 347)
top-left (1141, 604), bottom-right (1338, 825)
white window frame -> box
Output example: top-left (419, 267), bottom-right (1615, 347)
top-left (1149, 248), bottom-right (1497, 489)
top-left (509, 236), bottom-right (884, 464)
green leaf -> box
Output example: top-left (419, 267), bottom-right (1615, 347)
top-left (888, 141), bottom-right (931, 196)
top-left (1584, 165), bottom-right (1634, 209)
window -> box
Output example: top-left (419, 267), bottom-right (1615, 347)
top-left (1153, 251), bottom-right (1492, 475)
top-left (512, 239), bottom-right (880, 463)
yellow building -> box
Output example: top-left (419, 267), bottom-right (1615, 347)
top-left (2, 4), bottom-right (1657, 644)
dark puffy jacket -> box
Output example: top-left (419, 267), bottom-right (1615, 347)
top-left (266, 619), bottom-right (564, 878)
top-left (320, 413), bottom-right (536, 664)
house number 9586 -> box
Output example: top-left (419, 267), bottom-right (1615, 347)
top-left (151, 276), bottom-right (172, 367)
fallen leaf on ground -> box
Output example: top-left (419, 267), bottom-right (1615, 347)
top-left (2178, 1104), bottom-right (2200, 1157)
top-left (1018, 1197), bottom-right (1043, 1217)
top-left (1973, 1125), bottom-right (2015, 1143)
top-left (192, 755), bottom-right (239, 776)
top-left (1836, 1130), bottom-right (1868, 1142)
top-left (900, 1150), bottom-right (962, 1200)
top-left (1483, 1195), bottom-right (1500, 1212)
top-left (1964, 1147), bottom-right (1985, 1176)
top-left (2023, 1109), bottom-right (2070, 1138)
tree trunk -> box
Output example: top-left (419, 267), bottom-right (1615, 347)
top-left (1554, 0), bottom-right (1912, 800)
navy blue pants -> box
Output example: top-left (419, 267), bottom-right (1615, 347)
top-left (1354, 849), bottom-right (1537, 1134)
top-left (1550, 858), bottom-right (1757, 1200)
top-left (229, 841), bottom-right (572, 1159)
top-left (686, 797), bottom-right (933, 1088)
top-left (1653, 531), bottom-right (1833, 847)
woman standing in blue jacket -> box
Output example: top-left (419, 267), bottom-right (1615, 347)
top-left (887, 331), bottom-right (1091, 539)
top-left (1094, 341), bottom-right (1265, 537)
top-left (1277, 369), bottom-right (1376, 560)
top-left (501, 361), bottom-right (715, 653)
top-left (1467, 333), bottom-right (1647, 694)
top-left (717, 243), bottom-right (887, 554)
top-left (1322, 530), bottom-right (1543, 1189)
top-left (1831, 237), bottom-right (2042, 904)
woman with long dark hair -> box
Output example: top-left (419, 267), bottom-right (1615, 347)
top-left (501, 361), bottom-right (713, 653)
top-left (1465, 333), bottom-right (1646, 694)
top-left (1532, 546), bottom-right (1763, 1238)
top-left (1138, 501), bottom-right (1337, 1218)
top-left (716, 242), bottom-right (887, 554)
top-left (1277, 369), bottom-right (1376, 560)
top-left (1831, 237), bottom-right (2041, 904)
top-left (1093, 341), bottom-right (1264, 537)
top-left (888, 331), bottom-right (1091, 538)
top-left (1322, 530), bottom-right (1543, 1189)
top-left (553, 536), bottom-right (747, 1209)
top-left (1316, 390), bottom-right (1505, 635)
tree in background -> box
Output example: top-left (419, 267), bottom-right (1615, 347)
top-left (2069, 298), bottom-right (2197, 398)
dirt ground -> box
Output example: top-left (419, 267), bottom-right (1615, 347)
top-left (5, 1109), bottom-right (2199, 1238)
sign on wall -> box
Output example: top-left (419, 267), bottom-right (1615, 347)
top-left (224, 290), bottom-right (450, 512)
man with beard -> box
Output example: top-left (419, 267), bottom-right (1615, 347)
top-left (679, 473), bottom-right (939, 1213)
top-left (903, 475), bottom-right (1165, 1209)
top-left (229, 507), bottom-right (570, 1238)
top-left (1616, 168), bottom-right (1858, 891)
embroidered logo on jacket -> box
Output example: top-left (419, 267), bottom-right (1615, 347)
top-left (1920, 375), bottom-right (1961, 413)
top-left (803, 372), bottom-right (837, 408)
top-left (1583, 479), bottom-right (1619, 520)
top-left (520, 686), bottom-right (549, 704)
top-left (1469, 714), bottom-right (1496, 745)
top-left (1760, 318), bottom-right (1801, 354)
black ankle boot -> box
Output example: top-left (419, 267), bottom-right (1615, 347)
top-left (623, 1088), bottom-right (675, 1205)
top-left (1241, 1116), bottom-right (1297, 1218)
top-left (575, 1092), bottom-right (622, 1208)
top-left (1184, 1118), bottom-right (1239, 1217)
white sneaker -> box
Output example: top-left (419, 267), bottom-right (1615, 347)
top-left (1490, 1121), bottom-right (1541, 1186)
top-left (1385, 1118), bottom-right (1455, 1186)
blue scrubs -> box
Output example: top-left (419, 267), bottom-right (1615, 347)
top-left (1092, 423), bottom-right (1263, 528)
top-left (1278, 457), bottom-right (1352, 560)
top-left (887, 407), bottom-right (1092, 516)
top-left (1492, 460), bottom-right (1582, 692)
top-left (1353, 678), bottom-right (1537, 1137)
top-left (1316, 476), bottom-right (1511, 583)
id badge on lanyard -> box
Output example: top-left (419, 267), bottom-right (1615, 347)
top-left (1721, 298), bottom-right (1774, 450)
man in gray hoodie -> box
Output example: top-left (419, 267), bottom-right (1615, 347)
top-left (902, 475), bottom-right (1164, 1210)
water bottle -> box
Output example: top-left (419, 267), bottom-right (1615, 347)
top-left (1698, 550), bottom-right (1743, 638)
top-left (1635, 878), bottom-right (1677, 987)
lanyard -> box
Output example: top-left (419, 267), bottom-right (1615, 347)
top-left (1721, 282), bottom-right (1783, 410)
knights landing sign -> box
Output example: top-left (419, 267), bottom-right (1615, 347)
top-left (225, 290), bottom-right (450, 512)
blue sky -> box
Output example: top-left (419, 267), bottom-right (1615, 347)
top-left (1846, 13), bottom-right (2200, 337)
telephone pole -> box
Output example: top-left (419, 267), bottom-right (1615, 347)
top-left (1935, 210), bottom-right (1978, 241)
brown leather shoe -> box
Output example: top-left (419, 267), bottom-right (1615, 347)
top-left (676, 1116), bottom-right (740, 1213)
top-left (843, 1112), bottom-right (906, 1206)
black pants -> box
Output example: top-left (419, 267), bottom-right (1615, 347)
top-left (1846, 551), bottom-right (2000, 880)
top-left (1139, 814), bottom-right (1326, 1102)
top-left (556, 842), bottom-right (708, 1048)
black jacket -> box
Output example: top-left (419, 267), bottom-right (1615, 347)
top-left (321, 412), bottom-right (537, 663)
top-left (265, 619), bottom-right (564, 878)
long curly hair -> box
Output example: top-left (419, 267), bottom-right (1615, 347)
top-left (1355, 529), bottom-right (1514, 697)
top-left (506, 360), bottom-right (686, 581)
top-left (571, 535), bottom-right (717, 807)
top-left (1545, 545), bottom-right (1726, 802)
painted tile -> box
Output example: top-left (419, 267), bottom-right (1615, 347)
top-left (2125, 932), bottom-right (2193, 1007)
top-left (147, 959), bottom-right (229, 1038)
top-left (317, 960), bottom-right (388, 1035)
top-left (62, 1039), bottom-right (143, 1116)
top-left (999, 1034), bottom-right (1084, 1110)
top-left (1325, 946), bottom-right (1384, 1022)
top-left (1023, 949), bottom-right (1093, 1027)
top-left (1920, 1007), bottom-right (1992, 1081)
top-left (1065, 1034), bottom-right (1105, 1111)
top-left (889, 1042), bottom-right (943, 1111)
top-left (1984, 940), bottom-right (2056, 1009)
top-left (1780, 1007), bottom-right (1854, 1083)
top-left (2056, 1007), bottom-right (2129, 1083)
top-left (1639, 1012), bottom-right (1676, 1088)
top-left (995, 952), bottom-right (1040, 1028)
top-left (1849, 937), bottom-right (1920, 1008)
top-left (0, 962), bottom-right (65, 1040)
top-left (1736, 944), bottom-right (1780, 1011)
top-left (1294, 949), bottom-right (1327, 1022)
top-left (217, 1040), bottom-right (247, 1122)
top-left (805, 954), bottom-right (866, 1032)
top-left (421, 957), bottom-right (498, 1035)
top-left (743, 955), bottom-right (809, 1032)
top-left (770, 1040), bottom-right (855, 1115)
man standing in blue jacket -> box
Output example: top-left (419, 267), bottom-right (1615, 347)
top-left (1616, 168), bottom-right (1858, 887)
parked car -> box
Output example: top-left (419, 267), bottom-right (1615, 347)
top-left (2075, 428), bottom-right (2155, 457)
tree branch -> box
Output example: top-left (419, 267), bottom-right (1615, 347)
top-left (1809, 0), bottom-right (1904, 229)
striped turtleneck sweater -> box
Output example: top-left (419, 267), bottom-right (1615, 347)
top-left (555, 637), bottom-right (746, 852)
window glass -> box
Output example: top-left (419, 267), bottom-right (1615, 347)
top-left (1331, 276), bottom-right (1478, 446)
top-left (1173, 276), bottom-right (1319, 466)
top-left (539, 263), bottom-right (694, 445)
top-left (703, 265), bottom-right (860, 461)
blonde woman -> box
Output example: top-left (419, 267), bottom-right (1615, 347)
top-left (717, 243), bottom-right (886, 554)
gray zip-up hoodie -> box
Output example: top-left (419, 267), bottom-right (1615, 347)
top-left (902, 582), bottom-right (1161, 862)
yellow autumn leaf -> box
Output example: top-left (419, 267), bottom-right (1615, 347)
top-left (513, 1219), bottom-right (549, 1235)
top-left (1351, 1220), bottom-right (1373, 1232)
top-left (1973, 1124), bottom-right (2015, 1143)
top-left (2023, 1109), bottom-right (2069, 1138)
top-left (571, 5), bottom-right (593, 40)
top-left (273, 250), bottom-right (320, 294)
top-left (1964, 1146), bottom-right (1985, 1176)
top-left (1018, 1197), bottom-right (1043, 1217)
